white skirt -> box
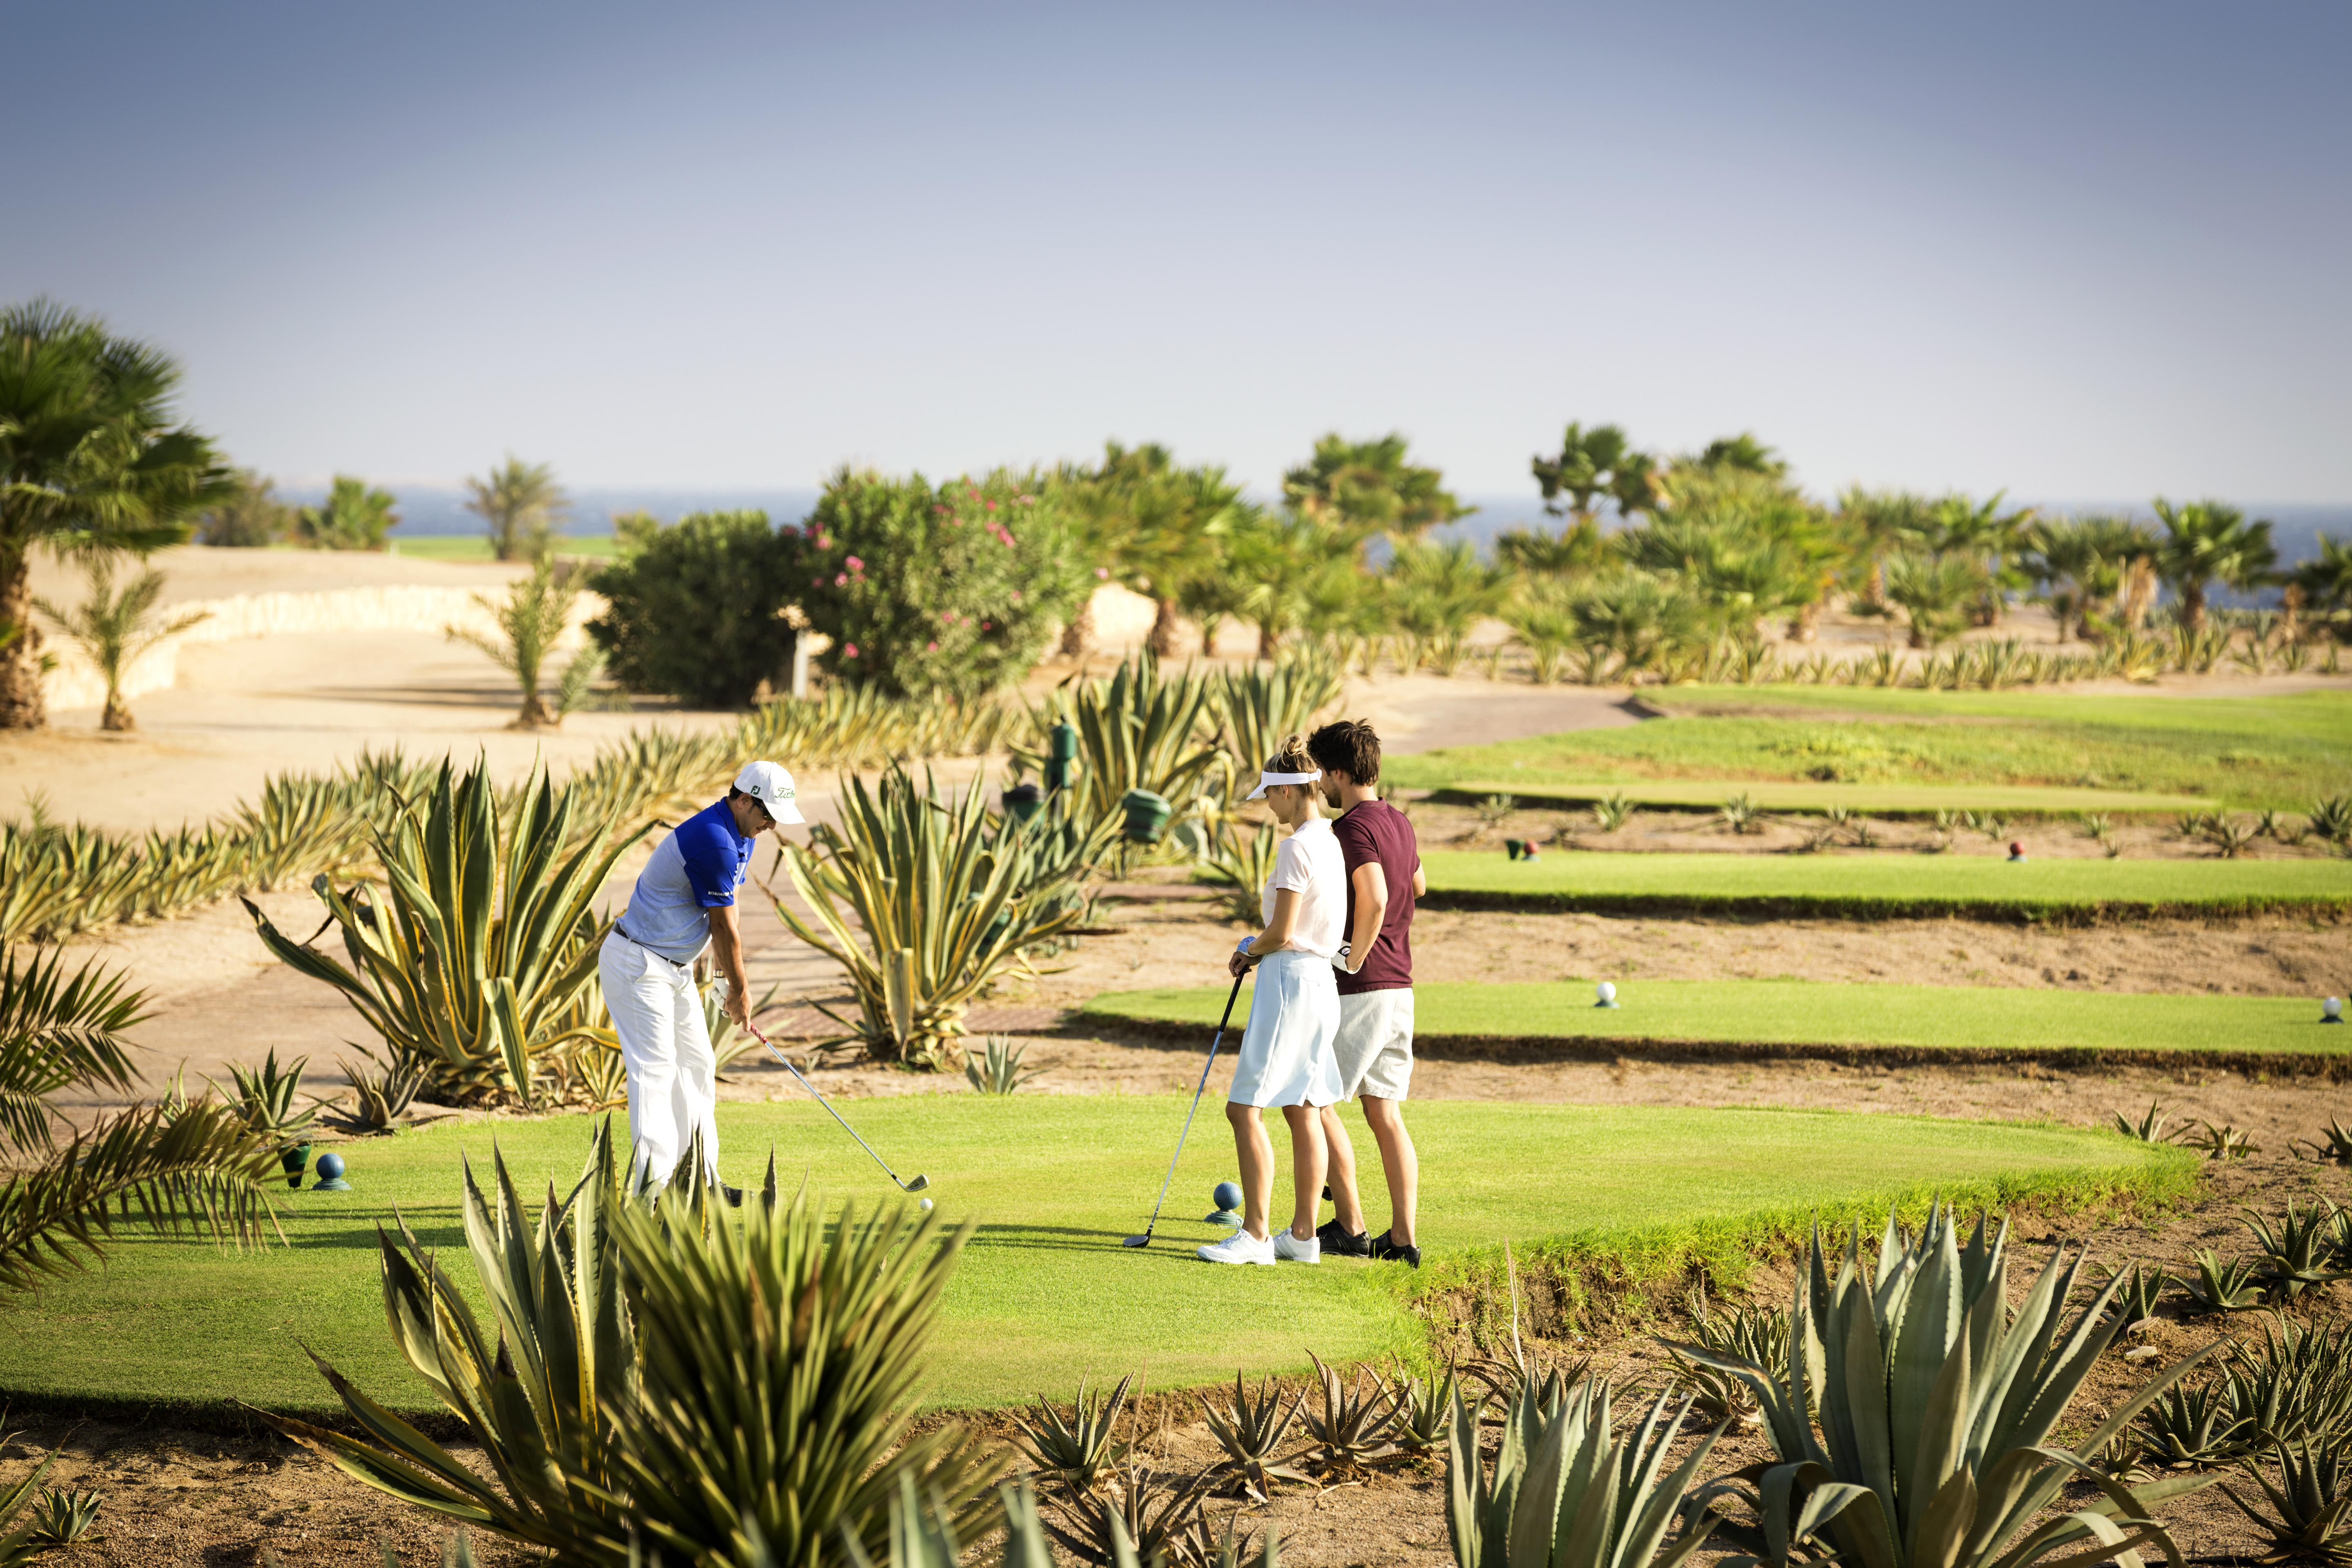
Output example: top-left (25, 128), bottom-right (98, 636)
top-left (1225, 951), bottom-right (1343, 1109)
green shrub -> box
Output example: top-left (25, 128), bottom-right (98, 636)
top-left (796, 466), bottom-right (1089, 698)
top-left (586, 510), bottom-right (803, 708)
top-left (292, 475), bottom-right (398, 551)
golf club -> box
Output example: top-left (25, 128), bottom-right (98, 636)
top-left (748, 1022), bottom-right (930, 1194)
top-left (1122, 969), bottom-right (1247, 1249)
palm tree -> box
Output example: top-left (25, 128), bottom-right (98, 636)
top-left (1531, 422), bottom-right (1664, 526)
top-left (446, 558), bottom-right (595, 728)
top-left (1884, 552), bottom-right (1984, 649)
top-left (0, 946), bottom-right (280, 1294)
top-left (33, 562), bottom-right (212, 731)
top-left (1282, 433), bottom-right (1468, 559)
top-left (1385, 539), bottom-right (1507, 672)
top-left (0, 298), bottom-right (233, 730)
top-left (195, 469), bottom-right (292, 547)
top-left (2291, 532), bottom-right (2352, 634)
top-left (2025, 515), bottom-right (2156, 641)
top-left (1693, 432), bottom-right (1787, 478)
top-left (292, 475), bottom-right (399, 550)
top-left (1495, 516), bottom-right (1605, 577)
top-left (1568, 574), bottom-right (1711, 677)
top-left (2153, 497), bottom-right (2277, 631)
top-left (1056, 443), bottom-right (1241, 657)
top-left (1174, 565), bottom-right (1254, 656)
top-left (1227, 510), bottom-right (1358, 657)
top-left (464, 455), bottom-right (571, 563)
top-left (1927, 491), bottom-right (2034, 626)
top-left (1833, 488), bottom-right (1934, 613)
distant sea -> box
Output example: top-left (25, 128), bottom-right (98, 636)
top-left (289, 484), bottom-right (2349, 605)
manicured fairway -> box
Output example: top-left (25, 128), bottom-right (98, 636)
top-left (1432, 778), bottom-right (2215, 816)
top-left (384, 535), bottom-right (619, 560)
top-left (0, 1099), bottom-right (2184, 1423)
top-left (1082, 979), bottom-right (2348, 1059)
top-left (1384, 687), bottom-right (2352, 809)
top-left (1416, 848), bottom-right (2352, 919)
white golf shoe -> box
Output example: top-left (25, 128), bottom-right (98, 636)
top-left (1273, 1230), bottom-right (1321, 1264)
top-left (1197, 1229), bottom-right (1276, 1266)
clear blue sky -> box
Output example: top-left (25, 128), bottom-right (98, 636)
top-left (6, 2), bottom-right (2348, 503)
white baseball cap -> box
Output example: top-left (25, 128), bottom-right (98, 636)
top-left (733, 760), bottom-right (804, 823)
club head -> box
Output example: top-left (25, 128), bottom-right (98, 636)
top-left (903, 1174), bottom-right (929, 1192)
top-left (1121, 1233), bottom-right (1152, 1248)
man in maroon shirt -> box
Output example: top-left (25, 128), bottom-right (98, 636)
top-left (1306, 719), bottom-right (1425, 1267)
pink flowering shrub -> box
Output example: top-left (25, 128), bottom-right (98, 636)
top-left (795, 465), bottom-right (1089, 697)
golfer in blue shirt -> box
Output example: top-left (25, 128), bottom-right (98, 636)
top-left (599, 760), bottom-right (802, 1185)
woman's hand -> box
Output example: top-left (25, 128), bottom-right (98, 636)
top-left (1227, 944), bottom-right (1252, 978)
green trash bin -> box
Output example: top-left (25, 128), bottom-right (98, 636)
top-left (1045, 722), bottom-right (1079, 793)
top-left (1121, 788), bottom-right (1174, 844)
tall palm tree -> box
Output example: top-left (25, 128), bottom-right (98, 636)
top-left (2025, 515), bottom-right (2156, 641)
top-left (1228, 509), bottom-right (1358, 657)
top-left (1056, 443), bottom-right (1241, 657)
top-left (195, 468), bottom-right (292, 547)
top-left (292, 475), bottom-right (399, 550)
top-left (445, 558), bottom-right (593, 728)
top-left (0, 298), bottom-right (232, 730)
top-left (33, 562), bottom-right (212, 731)
top-left (1927, 491), bottom-right (2034, 626)
top-left (1282, 433), bottom-right (1469, 559)
top-left (1833, 488), bottom-right (1935, 612)
top-left (2291, 532), bottom-right (2352, 631)
top-left (2152, 497), bottom-right (2277, 631)
top-left (0, 946), bottom-right (280, 1295)
top-left (1531, 422), bottom-right (1664, 526)
top-left (464, 455), bottom-right (571, 563)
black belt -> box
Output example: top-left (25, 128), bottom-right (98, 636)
top-left (613, 924), bottom-right (693, 971)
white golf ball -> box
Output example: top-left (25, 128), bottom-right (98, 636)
top-left (919, 1197), bottom-right (933, 1211)
top-left (2327, 996), bottom-right (2344, 1020)
top-left (1596, 982), bottom-right (1617, 1004)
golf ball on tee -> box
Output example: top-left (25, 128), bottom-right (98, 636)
top-left (1596, 982), bottom-right (1617, 1005)
top-left (919, 1197), bottom-right (933, 1211)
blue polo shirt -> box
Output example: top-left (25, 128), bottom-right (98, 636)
top-left (617, 797), bottom-right (755, 963)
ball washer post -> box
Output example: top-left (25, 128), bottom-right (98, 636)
top-left (1122, 969), bottom-right (1247, 1250)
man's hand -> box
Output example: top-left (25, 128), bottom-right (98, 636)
top-left (709, 903), bottom-right (754, 1031)
top-left (724, 982), bottom-right (751, 1031)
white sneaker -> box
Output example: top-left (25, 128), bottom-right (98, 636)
top-left (1274, 1230), bottom-right (1321, 1264)
top-left (1198, 1229), bottom-right (1277, 1266)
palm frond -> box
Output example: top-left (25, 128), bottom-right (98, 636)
top-left (0, 946), bottom-right (147, 1151)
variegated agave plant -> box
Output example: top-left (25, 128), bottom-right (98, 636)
top-left (1669, 1205), bottom-right (2224, 1568)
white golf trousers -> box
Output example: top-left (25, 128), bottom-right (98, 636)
top-left (598, 930), bottom-right (718, 1186)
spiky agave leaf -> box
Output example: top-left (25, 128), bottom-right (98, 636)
top-left (2222, 1441), bottom-right (2352, 1566)
top-left (0, 1099), bottom-right (282, 1294)
top-left (1199, 1373), bottom-right (1313, 1499)
top-left (0, 945), bottom-right (145, 1151)
top-left (1013, 1372), bottom-right (1134, 1492)
top-left (1301, 1353), bottom-right (1400, 1474)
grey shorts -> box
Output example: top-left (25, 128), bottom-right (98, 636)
top-left (1333, 989), bottom-right (1414, 1102)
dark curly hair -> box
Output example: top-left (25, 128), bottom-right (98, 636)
top-left (1306, 719), bottom-right (1380, 786)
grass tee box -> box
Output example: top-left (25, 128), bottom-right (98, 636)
top-left (1415, 848), bottom-right (2352, 922)
top-left (1382, 687), bottom-right (2352, 811)
top-left (1430, 779), bottom-right (2216, 817)
top-left (0, 1098), bottom-right (2185, 1429)
top-left (1082, 979), bottom-right (2352, 1075)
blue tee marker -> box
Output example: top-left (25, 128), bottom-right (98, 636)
top-left (312, 1150), bottom-right (351, 1192)
top-left (1205, 1180), bottom-right (1243, 1227)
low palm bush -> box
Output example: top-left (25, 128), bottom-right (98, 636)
top-left (319, 1050), bottom-right (426, 1135)
top-left (778, 768), bottom-right (1092, 1069)
top-left (2136, 1380), bottom-right (2253, 1467)
top-left (32, 559), bottom-right (211, 731)
top-left (0, 947), bottom-right (281, 1294)
top-left (209, 1047), bottom-right (315, 1150)
top-left (2294, 1118), bottom-right (2352, 1164)
top-left (248, 757), bottom-right (639, 1105)
top-left (445, 556), bottom-right (602, 729)
top-left (1666, 1286), bottom-right (1788, 1425)
top-left (1590, 792), bottom-right (1633, 833)
top-left (2220, 1317), bottom-right (2352, 1450)
top-left (24, 1489), bottom-right (100, 1547)
top-left (1381, 1363), bottom-right (1457, 1455)
top-left (1445, 1379), bottom-right (1722, 1568)
top-left (2246, 1199), bottom-right (2351, 1300)
top-left (1673, 1207), bottom-right (2221, 1568)
top-left (1046, 1465), bottom-right (1216, 1568)
top-left (2112, 1100), bottom-right (2181, 1143)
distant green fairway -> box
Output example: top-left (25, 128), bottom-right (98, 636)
top-left (1383, 686), bottom-right (2352, 810)
top-left (1433, 779), bottom-right (2214, 817)
top-left (0, 1099), bottom-right (2187, 1425)
top-left (1415, 848), bottom-right (2352, 920)
top-left (386, 535), bottom-right (619, 560)
top-left (1082, 979), bottom-right (2348, 1065)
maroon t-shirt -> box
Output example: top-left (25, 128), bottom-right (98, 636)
top-left (1332, 799), bottom-right (1419, 995)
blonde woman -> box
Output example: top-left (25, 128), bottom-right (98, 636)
top-left (1198, 736), bottom-right (1348, 1266)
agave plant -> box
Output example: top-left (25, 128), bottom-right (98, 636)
top-left (1719, 793), bottom-right (1760, 834)
top-left (778, 767), bottom-right (1093, 1069)
top-left (2311, 795), bottom-right (2352, 846)
top-left (1014, 1373), bottom-right (1134, 1493)
top-left (1301, 1352), bottom-right (1400, 1474)
top-left (1381, 1363), bottom-right (1458, 1455)
top-left (317, 1051), bottom-right (428, 1136)
top-left (2135, 1379), bottom-right (2254, 1468)
top-left (1666, 1285), bottom-right (1788, 1425)
top-left (1446, 1380), bottom-right (1722, 1568)
top-left (2102, 1261), bottom-right (2167, 1325)
top-left (2221, 1316), bottom-right (2352, 1450)
top-left (2293, 1118), bottom-right (2352, 1164)
top-left (610, 1180), bottom-right (1005, 1567)
top-left (1671, 1207), bottom-right (2223, 1568)
top-left (2246, 1199), bottom-right (2352, 1300)
top-left (209, 1047), bottom-right (315, 1150)
top-left (0, 1438), bottom-right (58, 1566)
top-left (2223, 1441), bottom-right (2352, 1566)
top-left (965, 1036), bottom-right (1042, 1096)
top-left (1018, 654), bottom-right (1230, 835)
top-left (265, 1122), bottom-right (637, 1558)
top-left (2111, 1100), bottom-right (2182, 1143)
top-left (1590, 793), bottom-right (1633, 833)
top-left (1198, 822), bottom-right (1281, 925)
top-left (1211, 653), bottom-right (1343, 800)
top-left (2188, 1120), bottom-right (2256, 1160)
top-left (25, 1487), bottom-right (100, 1546)
top-left (2175, 1249), bottom-right (2267, 1314)
top-left (1199, 1374), bottom-right (1312, 1500)
top-left (1047, 1465), bottom-right (1216, 1568)
top-left (249, 758), bottom-right (640, 1105)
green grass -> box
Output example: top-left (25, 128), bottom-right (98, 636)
top-left (385, 535), bottom-right (618, 561)
top-left (1434, 779), bottom-right (2217, 816)
top-left (1082, 979), bottom-right (2348, 1059)
top-left (1384, 686), bottom-right (2352, 810)
top-left (1414, 848), bottom-right (2352, 920)
top-left (0, 1098), bottom-right (2185, 1423)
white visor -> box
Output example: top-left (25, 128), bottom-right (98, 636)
top-left (1246, 768), bottom-right (1321, 800)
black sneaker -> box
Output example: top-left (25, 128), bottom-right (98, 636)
top-left (1316, 1218), bottom-right (1370, 1257)
top-left (1370, 1230), bottom-right (1421, 1269)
